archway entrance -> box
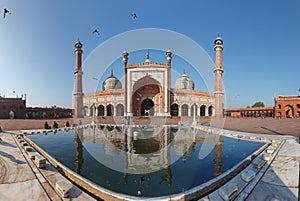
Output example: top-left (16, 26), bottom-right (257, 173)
top-left (106, 104), bottom-right (114, 116)
top-left (208, 106), bottom-right (214, 116)
top-left (181, 104), bottom-right (188, 116)
top-left (97, 105), bottom-right (104, 116)
top-left (285, 105), bottom-right (294, 118)
top-left (141, 99), bottom-right (154, 116)
top-left (9, 110), bottom-right (15, 119)
top-left (131, 75), bottom-right (162, 116)
top-left (200, 105), bottom-right (206, 116)
top-left (171, 104), bottom-right (179, 116)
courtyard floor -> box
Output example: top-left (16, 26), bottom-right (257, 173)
top-left (1, 117), bottom-right (299, 137)
top-left (0, 117), bottom-right (299, 200)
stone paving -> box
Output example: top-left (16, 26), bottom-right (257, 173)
top-left (199, 134), bottom-right (299, 201)
top-left (246, 139), bottom-right (299, 201)
top-left (0, 131), bottom-right (96, 201)
top-left (0, 119), bottom-right (299, 201)
top-left (1, 117), bottom-right (300, 137)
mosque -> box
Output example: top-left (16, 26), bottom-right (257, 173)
top-left (73, 36), bottom-right (224, 119)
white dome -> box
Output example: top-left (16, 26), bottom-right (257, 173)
top-left (102, 71), bottom-right (122, 91)
top-left (174, 72), bottom-right (194, 90)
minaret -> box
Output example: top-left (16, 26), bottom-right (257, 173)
top-left (166, 49), bottom-right (172, 116)
top-left (123, 50), bottom-right (129, 117)
top-left (214, 36), bottom-right (224, 118)
top-left (74, 40), bottom-right (84, 118)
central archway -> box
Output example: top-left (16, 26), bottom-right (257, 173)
top-left (141, 99), bottom-right (154, 116)
top-left (131, 75), bottom-right (162, 116)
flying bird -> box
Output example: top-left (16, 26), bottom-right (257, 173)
top-left (131, 13), bottom-right (138, 19)
top-left (92, 29), bottom-right (100, 35)
top-left (3, 8), bottom-right (11, 19)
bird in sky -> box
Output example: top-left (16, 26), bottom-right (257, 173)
top-left (92, 29), bottom-right (100, 35)
top-left (3, 8), bottom-right (11, 19)
top-left (131, 13), bottom-right (138, 19)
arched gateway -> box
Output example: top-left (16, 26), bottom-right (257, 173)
top-left (131, 75), bottom-right (162, 116)
top-left (124, 51), bottom-right (172, 117)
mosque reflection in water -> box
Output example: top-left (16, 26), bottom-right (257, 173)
top-left (73, 125), bottom-right (223, 186)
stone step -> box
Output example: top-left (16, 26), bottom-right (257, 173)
top-left (34, 155), bottom-right (46, 168)
top-left (55, 180), bottom-right (73, 198)
top-left (24, 146), bottom-right (32, 152)
top-left (21, 142), bottom-right (28, 147)
top-left (241, 169), bottom-right (256, 183)
top-left (218, 183), bottom-right (238, 201)
top-left (266, 147), bottom-right (275, 154)
top-left (18, 139), bottom-right (24, 143)
top-left (252, 157), bottom-right (266, 169)
top-left (262, 153), bottom-right (271, 161)
top-left (27, 151), bottom-right (37, 160)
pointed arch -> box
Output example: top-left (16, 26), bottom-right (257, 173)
top-left (208, 105), bottom-right (214, 116)
top-left (181, 104), bottom-right (188, 116)
top-left (106, 104), bottom-right (114, 116)
top-left (116, 104), bottom-right (124, 116)
top-left (97, 105), bottom-right (104, 116)
top-left (171, 104), bottom-right (179, 116)
top-left (200, 105), bottom-right (206, 116)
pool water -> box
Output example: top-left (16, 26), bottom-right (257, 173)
top-left (27, 126), bottom-right (264, 197)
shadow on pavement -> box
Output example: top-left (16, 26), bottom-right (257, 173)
top-left (0, 150), bottom-right (26, 164)
top-left (260, 127), bottom-right (284, 135)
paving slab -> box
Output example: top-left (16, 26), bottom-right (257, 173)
top-left (0, 179), bottom-right (50, 201)
top-left (277, 139), bottom-right (300, 158)
top-left (262, 156), bottom-right (299, 187)
top-left (246, 181), bottom-right (298, 201)
top-left (0, 148), bottom-right (35, 184)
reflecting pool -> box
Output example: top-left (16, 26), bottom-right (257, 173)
top-left (27, 126), bottom-right (264, 197)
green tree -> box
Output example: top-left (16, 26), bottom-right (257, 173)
top-left (252, 101), bottom-right (265, 108)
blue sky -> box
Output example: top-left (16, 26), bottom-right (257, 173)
top-left (0, 1), bottom-right (299, 108)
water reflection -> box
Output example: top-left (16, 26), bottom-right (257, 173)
top-left (214, 136), bottom-right (223, 177)
top-left (77, 125), bottom-right (223, 177)
top-left (74, 129), bottom-right (84, 174)
top-left (28, 125), bottom-right (264, 197)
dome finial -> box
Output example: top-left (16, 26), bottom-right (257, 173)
top-left (75, 39), bottom-right (83, 49)
top-left (145, 50), bottom-right (150, 62)
top-left (111, 69), bottom-right (114, 76)
top-left (215, 35), bottom-right (223, 45)
top-left (183, 69), bottom-right (186, 74)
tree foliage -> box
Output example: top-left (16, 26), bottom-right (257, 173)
top-left (252, 101), bottom-right (265, 108)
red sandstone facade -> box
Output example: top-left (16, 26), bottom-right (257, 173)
top-left (225, 96), bottom-right (300, 118)
top-left (0, 97), bottom-right (26, 119)
top-left (0, 96), bottom-right (71, 119)
top-left (225, 107), bottom-right (274, 118)
top-left (274, 96), bottom-right (300, 118)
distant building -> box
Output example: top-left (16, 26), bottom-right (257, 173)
top-left (0, 97), bottom-right (26, 119)
top-left (26, 107), bottom-right (72, 119)
top-left (274, 96), bottom-right (300, 118)
top-left (225, 95), bottom-right (300, 118)
top-left (225, 107), bottom-right (274, 118)
top-left (0, 96), bottom-right (72, 119)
